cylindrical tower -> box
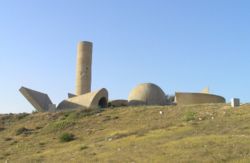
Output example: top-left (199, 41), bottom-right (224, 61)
top-left (76, 41), bottom-right (93, 95)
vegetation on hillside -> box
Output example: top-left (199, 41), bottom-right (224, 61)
top-left (1, 104), bottom-right (250, 162)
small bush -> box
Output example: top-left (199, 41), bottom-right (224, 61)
top-left (4, 137), bottom-right (12, 141)
top-left (80, 145), bottom-right (88, 150)
top-left (50, 120), bottom-right (75, 131)
top-left (35, 126), bottom-right (43, 130)
top-left (59, 133), bottom-right (75, 142)
top-left (16, 127), bottom-right (31, 135)
top-left (80, 109), bottom-right (103, 117)
top-left (3, 153), bottom-right (10, 157)
top-left (185, 111), bottom-right (196, 121)
top-left (39, 142), bottom-right (46, 146)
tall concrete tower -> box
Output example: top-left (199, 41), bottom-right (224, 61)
top-left (76, 41), bottom-right (93, 95)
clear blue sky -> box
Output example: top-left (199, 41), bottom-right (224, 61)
top-left (0, 0), bottom-right (249, 113)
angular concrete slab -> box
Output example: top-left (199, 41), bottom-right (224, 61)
top-left (19, 87), bottom-right (53, 112)
top-left (57, 88), bottom-right (108, 110)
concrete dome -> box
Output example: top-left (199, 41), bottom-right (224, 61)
top-left (128, 83), bottom-right (166, 106)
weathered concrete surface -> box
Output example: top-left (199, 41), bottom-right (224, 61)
top-left (48, 104), bottom-right (56, 112)
top-left (56, 100), bottom-right (84, 110)
top-left (128, 83), bottom-right (166, 106)
top-left (109, 100), bottom-right (128, 107)
top-left (231, 98), bottom-right (240, 107)
top-left (19, 87), bottom-right (53, 112)
top-left (57, 88), bottom-right (108, 110)
top-left (76, 41), bottom-right (92, 95)
top-left (175, 92), bottom-right (225, 105)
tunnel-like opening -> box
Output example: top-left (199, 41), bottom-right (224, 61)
top-left (98, 97), bottom-right (107, 108)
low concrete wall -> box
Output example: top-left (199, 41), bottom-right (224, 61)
top-left (175, 92), bottom-right (225, 105)
top-left (109, 100), bottom-right (128, 107)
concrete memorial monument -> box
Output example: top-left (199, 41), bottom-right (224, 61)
top-left (20, 41), bottom-right (226, 111)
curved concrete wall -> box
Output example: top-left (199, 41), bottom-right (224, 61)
top-left (175, 92), bottom-right (225, 105)
top-left (76, 41), bottom-right (93, 95)
top-left (57, 88), bottom-right (108, 110)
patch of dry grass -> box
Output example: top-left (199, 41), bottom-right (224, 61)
top-left (1, 104), bottom-right (250, 162)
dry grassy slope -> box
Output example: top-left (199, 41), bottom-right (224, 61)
top-left (1, 104), bottom-right (250, 162)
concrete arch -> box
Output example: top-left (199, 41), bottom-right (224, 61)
top-left (89, 88), bottom-right (108, 108)
top-left (57, 88), bottom-right (108, 110)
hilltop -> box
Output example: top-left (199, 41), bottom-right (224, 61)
top-left (1, 104), bottom-right (250, 162)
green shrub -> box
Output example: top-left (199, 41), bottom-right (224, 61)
top-left (59, 133), bottom-right (75, 142)
top-left (185, 111), bottom-right (196, 121)
top-left (16, 127), bottom-right (31, 135)
top-left (4, 137), bottom-right (12, 141)
top-left (39, 142), bottom-right (46, 146)
top-left (59, 109), bottom-right (103, 121)
top-left (50, 120), bottom-right (75, 131)
top-left (80, 145), bottom-right (88, 150)
top-left (35, 126), bottom-right (43, 130)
